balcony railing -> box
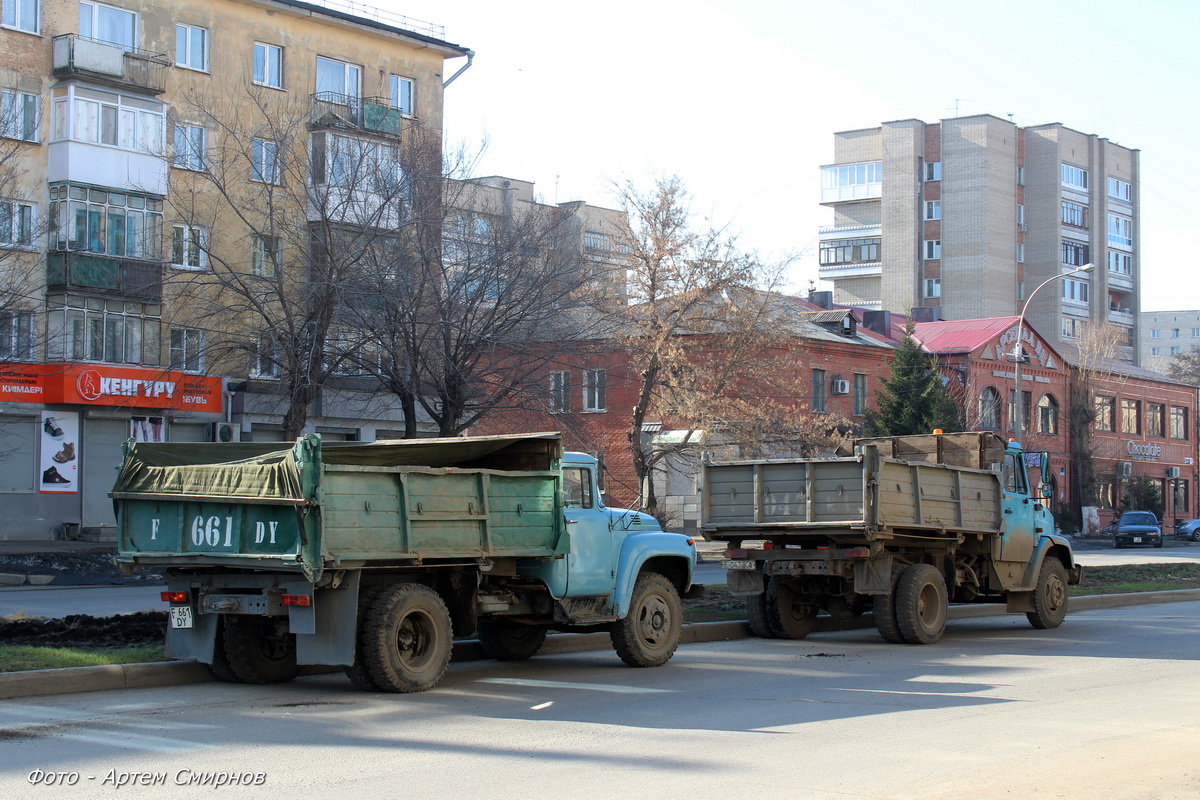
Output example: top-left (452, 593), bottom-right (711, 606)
top-left (310, 93), bottom-right (402, 137)
top-left (52, 34), bottom-right (169, 95)
top-left (47, 252), bottom-right (162, 302)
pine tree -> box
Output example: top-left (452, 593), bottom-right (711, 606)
top-left (865, 320), bottom-right (961, 436)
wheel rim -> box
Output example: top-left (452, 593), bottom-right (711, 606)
top-left (395, 610), bottom-right (437, 670)
top-left (917, 582), bottom-right (940, 627)
top-left (1042, 573), bottom-right (1066, 613)
top-left (636, 592), bottom-right (671, 648)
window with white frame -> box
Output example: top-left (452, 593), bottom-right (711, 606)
top-left (174, 23), bottom-right (208, 71)
top-left (1061, 163), bottom-right (1088, 190)
top-left (0, 199), bottom-right (34, 248)
top-left (1, 90), bottom-right (38, 141)
top-left (251, 234), bottom-right (279, 278)
top-left (820, 161), bottom-right (882, 202)
top-left (2, 0), bottom-right (38, 32)
top-left (1016, 165), bottom-right (1025, 186)
top-left (389, 74), bottom-right (413, 115)
top-left (1172, 328), bottom-right (1180, 338)
top-left (312, 132), bottom-right (402, 196)
top-left (1061, 278), bottom-right (1089, 304)
top-left (1171, 346), bottom-right (1183, 355)
top-left (46, 297), bottom-right (161, 365)
top-left (583, 369), bottom-right (606, 412)
top-left (170, 224), bottom-right (206, 270)
top-left (1017, 204), bottom-right (1025, 226)
top-left (1107, 214), bottom-right (1133, 247)
top-left (1061, 240), bottom-right (1088, 266)
top-left (924, 278), bottom-right (941, 298)
top-left (1150, 329), bottom-right (1160, 339)
top-left (79, 2), bottom-right (136, 48)
top-left (1017, 281), bottom-right (1025, 301)
top-left (925, 161), bottom-right (942, 182)
top-left (253, 42), bottom-right (283, 88)
top-left (169, 327), bottom-right (204, 372)
top-left (1062, 316), bottom-right (1084, 339)
top-left (315, 56), bottom-right (361, 100)
top-left (924, 200), bottom-right (940, 220)
top-left (549, 371), bottom-right (569, 413)
top-left (0, 310), bottom-right (35, 360)
top-left (49, 184), bottom-right (163, 259)
top-left (1108, 250), bottom-right (1132, 275)
top-left (1192, 328), bottom-right (1200, 337)
top-left (1151, 347), bottom-right (1161, 356)
top-left (172, 123), bottom-right (206, 170)
top-left (923, 239), bottom-right (941, 260)
top-left (251, 334), bottom-right (279, 378)
top-left (1017, 243), bottom-right (1025, 264)
top-left (251, 137), bottom-right (279, 184)
top-left (52, 86), bottom-right (165, 154)
top-left (1107, 177), bottom-right (1132, 202)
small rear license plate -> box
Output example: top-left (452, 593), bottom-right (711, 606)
top-left (721, 559), bottom-right (756, 570)
top-left (169, 606), bottom-right (194, 629)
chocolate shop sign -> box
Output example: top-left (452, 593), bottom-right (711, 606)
top-left (1126, 441), bottom-right (1163, 462)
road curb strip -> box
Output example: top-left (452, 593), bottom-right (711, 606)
top-left (3, 588), bottom-right (1198, 700)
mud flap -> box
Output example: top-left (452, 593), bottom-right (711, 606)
top-left (1005, 591), bottom-right (1035, 613)
top-left (727, 568), bottom-right (765, 596)
top-left (853, 554), bottom-right (894, 596)
top-left (166, 613), bottom-right (218, 663)
top-left (294, 571), bottom-right (359, 666)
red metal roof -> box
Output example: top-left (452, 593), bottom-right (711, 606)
top-left (912, 316), bottom-right (1021, 354)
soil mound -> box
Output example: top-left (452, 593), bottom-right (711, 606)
top-left (0, 611), bottom-right (166, 648)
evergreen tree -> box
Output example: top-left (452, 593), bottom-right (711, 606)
top-left (865, 321), bottom-right (961, 436)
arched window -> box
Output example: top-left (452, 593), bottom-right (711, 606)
top-left (978, 386), bottom-right (1002, 430)
top-left (1038, 394), bottom-right (1059, 435)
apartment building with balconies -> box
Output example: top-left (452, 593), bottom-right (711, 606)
top-left (0, 0), bottom-right (470, 539)
top-left (818, 115), bottom-right (1140, 361)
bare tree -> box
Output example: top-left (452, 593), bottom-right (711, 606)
top-left (612, 176), bottom-right (842, 516)
top-left (0, 94), bottom-right (44, 365)
top-left (1166, 346), bottom-right (1200, 387)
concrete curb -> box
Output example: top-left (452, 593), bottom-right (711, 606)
top-left (3, 589), bottom-right (1198, 701)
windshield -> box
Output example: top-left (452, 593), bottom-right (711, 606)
top-left (1120, 512), bottom-right (1157, 525)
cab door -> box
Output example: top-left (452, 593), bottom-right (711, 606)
top-left (560, 464), bottom-right (618, 597)
top-left (999, 451), bottom-right (1037, 564)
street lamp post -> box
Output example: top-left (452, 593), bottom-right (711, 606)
top-left (1010, 263), bottom-right (1094, 441)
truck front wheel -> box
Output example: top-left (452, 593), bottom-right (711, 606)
top-left (1026, 556), bottom-right (1069, 630)
top-left (364, 584), bottom-right (454, 693)
top-left (895, 563), bottom-right (948, 645)
top-left (766, 577), bottom-right (816, 640)
top-left (223, 616), bottom-right (300, 684)
top-left (477, 619), bottom-right (547, 661)
top-left (611, 572), bottom-right (682, 667)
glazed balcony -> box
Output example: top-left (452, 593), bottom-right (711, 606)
top-left (309, 93), bottom-right (403, 138)
top-left (52, 35), bottom-right (170, 95)
top-left (47, 252), bottom-right (162, 302)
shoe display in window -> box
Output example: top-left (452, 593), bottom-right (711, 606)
top-left (44, 417), bottom-right (64, 438)
top-left (42, 466), bottom-right (71, 484)
top-left (53, 442), bottom-right (76, 463)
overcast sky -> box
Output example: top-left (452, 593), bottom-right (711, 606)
top-left (383, 0), bottom-right (1200, 311)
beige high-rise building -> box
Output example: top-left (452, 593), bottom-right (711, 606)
top-left (817, 115), bottom-right (1140, 360)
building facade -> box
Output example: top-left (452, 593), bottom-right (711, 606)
top-left (0, 0), bottom-right (470, 539)
top-left (818, 115), bottom-right (1140, 360)
top-left (1139, 309), bottom-right (1200, 373)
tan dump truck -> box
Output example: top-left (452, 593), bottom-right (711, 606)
top-left (702, 432), bottom-right (1081, 644)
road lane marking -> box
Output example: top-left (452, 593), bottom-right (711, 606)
top-left (53, 730), bottom-right (212, 753)
top-left (832, 688), bottom-right (1008, 699)
top-left (477, 678), bottom-right (674, 694)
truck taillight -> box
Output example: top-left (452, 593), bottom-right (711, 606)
top-left (724, 549), bottom-right (748, 559)
top-left (161, 591), bottom-right (188, 603)
top-left (281, 594), bottom-right (311, 607)
top-left (843, 548), bottom-right (870, 558)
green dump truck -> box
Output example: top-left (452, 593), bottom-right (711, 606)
top-left (702, 432), bottom-right (1081, 644)
top-left (114, 432), bottom-right (699, 692)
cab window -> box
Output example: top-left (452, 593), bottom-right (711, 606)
top-left (1002, 454), bottom-right (1027, 493)
top-left (562, 467), bottom-right (593, 509)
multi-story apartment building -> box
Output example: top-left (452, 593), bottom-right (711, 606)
top-left (1139, 310), bottom-right (1200, 373)
top-left (0, 0), bottom-right (471, 539)
top-left (818, 115), bottom-right (1140, 360)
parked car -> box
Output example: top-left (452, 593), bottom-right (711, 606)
top-left (1175, 518), bottom-right (1200, 542)
top-left (1113, 511), bottom-right (1163, 549)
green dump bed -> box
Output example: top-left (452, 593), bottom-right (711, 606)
top-left (702, 432), bottom-right (1007, 540)
top-left (114, 432), bottom-right (568, 580)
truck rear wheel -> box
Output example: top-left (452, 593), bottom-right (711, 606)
top-left (766, 577), bottom-right (816, 640)
top-left (1026, 556), bottom-right (1069, 630)
top-left (745, 575), bottom-right (778, 639)
top-left (223, 616), bottom-right (301, 684)
top-left (363, 584), bottom-right (453, 693)
top-left (208, 618), bottom-right (242, 683)
top-left (477, 619), bottom-right (547, 661)
top-left (344, 585), bottom-right (384, 691)
top-left (873, 564), bottom-right (906, 644)
top-left (611, 572), bottom-right (681, 667)
top-left (895, 563), bottom-right (948, 644)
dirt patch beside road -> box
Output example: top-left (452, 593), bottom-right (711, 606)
top-left (0, 611), bottom-right (166, 648)
top-left (0, 553), bottom-right (160, 586)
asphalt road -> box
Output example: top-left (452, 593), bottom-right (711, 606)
top-left (2, 601), bottom-right (1197, 800)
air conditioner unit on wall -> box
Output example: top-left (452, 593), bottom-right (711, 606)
top-left (1167, 466), bottom-right (1181, 479)
top-left (831, 379), bottom-right (851, 395)
top-left (1117, 461), bottom-right (1133, 478)
top-left (210, 422), bottom-right (241, 443)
